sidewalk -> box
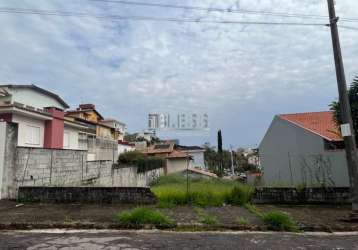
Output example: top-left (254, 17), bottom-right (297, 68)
top-left (0, 200), bottom-right (357, 232)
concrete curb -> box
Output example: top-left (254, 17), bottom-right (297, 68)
top-left (0, 222), bottom-right (358, 232)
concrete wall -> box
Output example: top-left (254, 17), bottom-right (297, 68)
top-left (166, 158), bottom-right (189, 174)
top-left (188, 151), bottom-right (205, 168)
top-left (259, 116), bottom-right (349, 187)
top-left (0, 123), bottom-right (163, 199)
top-left (0, 122), bottom-right (6, 199)
top-left (12, 114), bottom-right (45, 148)
top-left (87, 137), bottom-right (117, 161)
top-left (253, 187), bottom-right (350, 204)
top-left (18, 186), bottom-right (157, 204)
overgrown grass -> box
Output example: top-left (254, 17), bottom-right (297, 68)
top-left (151, 174), bottom-right (253, 207)
top-left (117, 207), bottom-right (174, 226)
top-left (262, 211), bottom-right (298, 232)
top-left (244, 204), bottom-right (298, 232)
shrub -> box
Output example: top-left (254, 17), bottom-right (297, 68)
top-left (117, 207), bottom-right (174, 226)
top-left (136, 157), bottom-right (164, 173)
top-left (118, 151), bottom-right (144, 165)
top-left (262, 211), bottom-right (298, 232)
top-left (117, 151), bottom-right (164, 173)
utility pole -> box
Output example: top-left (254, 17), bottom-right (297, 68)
top-left (327, 0), bottom-right (358, 215)
top-left (230, 145), bottom-right (235, 176)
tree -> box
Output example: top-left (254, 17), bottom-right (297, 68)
top-left (217, 130), bottom-right (223, 176)
top-left (330, 76), bottom-right (358, 142)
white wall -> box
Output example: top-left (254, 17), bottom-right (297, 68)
top-left (10, 88), bottom-right (65, 110)
top-left (63, 126), bottom-right (79, 150)
top-left (188, 151), bottom-right (205, 168)
top-left (166, 158), bottom-right (189, 174)
top-left (12, 114), bottom-right (45, 148)
top-left (118, 144), bottom-right (135, 155)
top-left (0, 122), bottom-right (6, 199)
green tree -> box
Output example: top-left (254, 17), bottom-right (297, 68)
top-left (330, 76), bottom-right (358, 142)
top-left (217, 130), bottom-right (223, 176)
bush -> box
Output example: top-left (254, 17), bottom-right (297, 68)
top-left (262, 211), bottom-right (298, 231)
top-left (117, 151), bottom-right (164, 173)
top-left (151, 174), bottom-right (253, 207)
top-left (136, 157), bottom-right (164, 173)
top-left (118, 151), bottom-right (144, 165)
top-left (117, 207), bottom-right (174, 226)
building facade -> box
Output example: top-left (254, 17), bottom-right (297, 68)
top-left (259, 111), bottom-right (349, 187)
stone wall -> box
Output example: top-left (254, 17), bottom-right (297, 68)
top-left (253, 187), bottom-right (351, 204)
top-left (18, 186), bottom-right (157, 204)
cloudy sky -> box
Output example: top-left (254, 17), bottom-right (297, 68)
top-left (0, 0), bottom-right (357, 148)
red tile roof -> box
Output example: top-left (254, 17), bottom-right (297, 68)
top-left (279, 111), bottom-right (342, 141)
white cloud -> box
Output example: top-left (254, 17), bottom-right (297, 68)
top-left (0, 0), bottom-right (358, 146)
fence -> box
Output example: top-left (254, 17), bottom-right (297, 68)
top-left (258, 151), bottom-right (350, 187)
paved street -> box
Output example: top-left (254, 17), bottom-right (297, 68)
top-left (0, 230), bottom-right (358, 250)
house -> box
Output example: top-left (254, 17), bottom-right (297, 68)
top-left (0, 84), bottom-right (91, 150)
top-left (141, 143), bottom-right (207, 174)
top-left (65, 104), bottom-right (116, 140)
top-left (142, 143), bottom-right (192, 174)
top-left (0, 84), bottom-right (69, 149)
top-left (100, 119), bottom-right (126, 141)
top-left (259, 111), bottom-right (349, 187)
top-left (174, 144), bottom-right (206, 169)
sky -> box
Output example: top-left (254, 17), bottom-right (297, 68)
top-left (0, 0), bottom-right (358, 149)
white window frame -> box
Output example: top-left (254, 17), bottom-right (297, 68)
top-left (25, 125), bottom-right (40, 146)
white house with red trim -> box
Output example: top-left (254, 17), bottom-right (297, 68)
top-left (0, 84), bottom-right (87, 150)
top-left (259, 111), bottom-right (349, 187)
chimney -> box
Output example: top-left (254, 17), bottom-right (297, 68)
top-left (79, 104), bottom-right (95, 110)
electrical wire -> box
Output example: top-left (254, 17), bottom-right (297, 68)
top-left (87, 0), bottom-right (358, 23)
top-left (0, 7), bottom-right (329, 27)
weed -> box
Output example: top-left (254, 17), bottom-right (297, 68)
top-left (235, 217), bottom-right (249, 225)
top-left (64, 216), bottom-right (75, 224)
top-left (194, 207), bottom-right (218, 225)
top-left (117, 207), bottom-right (174, 226)
top-left (262, 210), bottom-right (298, 232)
top-left (244, 204), bottom-right (263, 217)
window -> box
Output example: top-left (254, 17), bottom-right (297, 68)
top-left (25, 125), bottom-right (40, 145)
top-left (63, 131), bottom-right (70, 148)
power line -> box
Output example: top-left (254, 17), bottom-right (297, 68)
top-left (0, 7), bottom-right (329, 27)
top-left (87, 0), bottom-right (358, 23)
top-left (339, 25), bottom-right (358, 31)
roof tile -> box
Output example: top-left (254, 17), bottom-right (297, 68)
top-left (279, 111), bottom-right (342, 141)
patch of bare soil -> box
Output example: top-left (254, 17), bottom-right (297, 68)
top-left (0, 200), bottom-right (136, 224)
top-left (204, 205), bottom-right (264, 226)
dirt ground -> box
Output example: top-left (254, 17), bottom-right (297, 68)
top-left (0, 200), bottom-right (357, 231)
top-left (256, 204), bottom-right (358, 231)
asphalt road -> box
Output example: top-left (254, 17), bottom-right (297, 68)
top-left (1, 230), bottom-right (358, 250)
